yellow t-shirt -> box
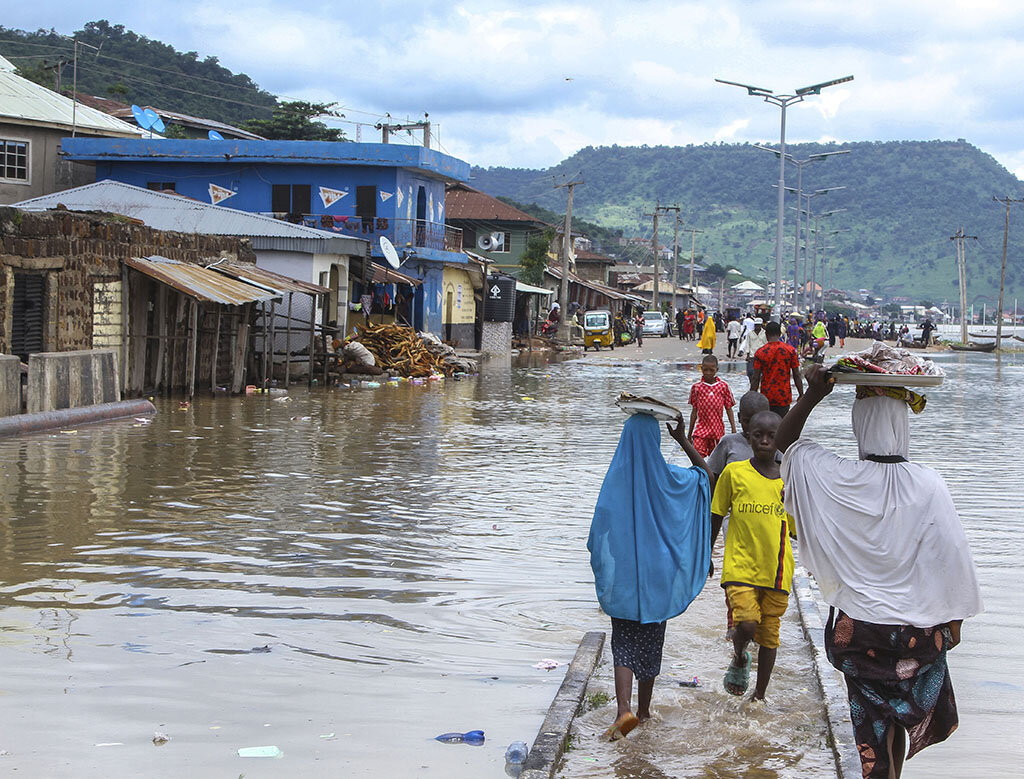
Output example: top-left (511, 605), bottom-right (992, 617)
top-left (711, 459), bottom-right (794, 593)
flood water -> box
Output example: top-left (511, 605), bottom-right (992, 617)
top-left (0, 350), bottom-right (1019, 777)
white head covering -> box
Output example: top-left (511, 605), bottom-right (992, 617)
top-left (851, 395), bottom-right (909, 459)
top-left (781, 426), bottom-right (983, 628)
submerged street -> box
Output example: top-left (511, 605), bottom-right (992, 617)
top-left (0, 342), bottom-right (1019, 777)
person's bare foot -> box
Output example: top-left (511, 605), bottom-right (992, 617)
top-left (602, 712), bottom-right (639, 741)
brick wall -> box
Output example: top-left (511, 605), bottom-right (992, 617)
top-left (0, 207), bottom-right (255, 355)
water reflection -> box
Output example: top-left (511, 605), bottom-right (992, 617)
top-left (0, 351), bottom-right (1018, 776)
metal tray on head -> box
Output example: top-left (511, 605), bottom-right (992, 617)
top-left (830, 372), bottom-right (944, 388)
top-left (616, 395), bottom-right (683, 421)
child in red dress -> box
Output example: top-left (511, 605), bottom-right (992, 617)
top-left (688, 355), bottom-right (736, 457)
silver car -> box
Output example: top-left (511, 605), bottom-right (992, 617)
top-left (641, 310), bottom-right (670, 337)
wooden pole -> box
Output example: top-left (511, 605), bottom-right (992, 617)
top-left (260, 302), bottom-right (268, 388)
top-left (308, 293), bottom-right (317, 389)
top-left (321, 292), bottom-right (329, 386)
top-left (268, 300), bottom-right (277, 385)
top-left (285, 293), bottom-right (293, 387)
top-left (232, 304), bottom-right (250, 394)
top-left (120, 262), bottom-right (129, 394)
top-left (154, 286), bottom-right (166, 392)
top-left (210, 308), bottom-right (221, 394)
top-left (187, 299), bottom-right (198, 400)
top-left (171, 293), bottom-right (185, 392)
top-left (651, 204), bottom-right (660, 313)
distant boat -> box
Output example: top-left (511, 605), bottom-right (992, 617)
top-left (1014, 335), bottom-right (1024, 344)
top-left (968, 331), bottom-right (1014, 338)
top-left (951, 342), bottom-right (996, 352)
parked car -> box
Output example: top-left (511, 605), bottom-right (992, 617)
top-left (641, 310), bottom-right (670, 337)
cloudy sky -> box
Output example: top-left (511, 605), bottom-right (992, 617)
top-left (8, 1), bottom-right (1024, 176)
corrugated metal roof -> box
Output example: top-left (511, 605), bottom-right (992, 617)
top-left (14, 180), bottom-right (368, 254)
top-left (0, 60), bottom-right (145, 136)
top-left (516, 280), bottom-right (554, 295)
top-left (126, 256), bottom-right (279, 305)
top-left (371, 262), bottom-right (422, 286)
top-left (445, 182), bottom-right (550, 224)
top-left (211, 260), bottom-right (329, 295)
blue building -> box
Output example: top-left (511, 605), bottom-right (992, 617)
top-left (61, 138), bottom-right (476, 338)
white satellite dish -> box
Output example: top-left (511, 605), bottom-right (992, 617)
top-left (379, 236), bottom-right (401, 269)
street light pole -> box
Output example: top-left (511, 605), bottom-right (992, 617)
top-left (716, 75), bottom-right (854, 315)
top-left (755, 146), bottom-right (849, 311)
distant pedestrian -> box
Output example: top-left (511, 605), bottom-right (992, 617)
top-left (676, 308), bottom-right (685, 341)
top-left (742, 318), bottom-right (767, 380)
top-left (726, 316), bottom-right (743, 358)
top-left (688, 355), bottom-right (736, 457)
top-left (699, 315), bottom-right (717, 355)
top-left (634, 310), bottom-right (645, 348)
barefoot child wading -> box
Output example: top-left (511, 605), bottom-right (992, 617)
top-left (709, 411), bottom-right (793, 700)
top-left (587, 413), bottom-right (711, 739)
top-left (688, 355), bottom-right (737, 458)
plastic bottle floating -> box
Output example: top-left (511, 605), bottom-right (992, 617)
top-left (434, 730), bottom-right (485, 745)
top-left (505, 741), bottom-right (528, 764)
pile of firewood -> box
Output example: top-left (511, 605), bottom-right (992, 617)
top-left (352, 323), bottom-right (476, 377)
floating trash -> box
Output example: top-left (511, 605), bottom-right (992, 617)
top-left (238, 745), bottom-right (282, 758)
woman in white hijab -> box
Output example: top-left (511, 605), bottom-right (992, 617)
top-left (775, 365), bottom-right (982, 779)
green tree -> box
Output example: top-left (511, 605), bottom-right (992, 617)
top-left (242, 101), bottom-right (346, 141)
top-left (519, 229), bottom-right (555, 285)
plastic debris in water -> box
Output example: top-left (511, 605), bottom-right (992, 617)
top-left (520, 396), bottom-right (536, 402)
top-left (505, 741), bottom-right (528, 764)
top-left (533, 659), bottom-right (561, 671)
top-left (152, 732), bottom-right (171, 745)
top-left (434, 730), bottom-right (485, 745)
top-left (238, 745), bottom-right (283, 758)
top-left (678, 676), bottom-right (701, 687)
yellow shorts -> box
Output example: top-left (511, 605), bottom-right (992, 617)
top-left (725, 585), bottom-right (789, 649)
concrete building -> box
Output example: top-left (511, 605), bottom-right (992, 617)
top-left (0, 55), bottom-right (145, 204)
top-left (14, 180), bottom-right (369, 343)
top-left (444, 182), bottom-right (548, 276)
top-left (60, 137), bottom-right (473, 338)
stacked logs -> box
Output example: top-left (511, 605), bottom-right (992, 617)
top-left (352, 323), bottom-right (474, 377)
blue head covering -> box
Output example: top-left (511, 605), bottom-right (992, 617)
top-left (587, 414), bottom-right (711, 624)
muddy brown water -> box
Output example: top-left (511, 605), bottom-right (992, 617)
top-left (0, 350), bottom-right (1018, 777)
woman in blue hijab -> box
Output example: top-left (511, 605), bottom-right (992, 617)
top-left (588, 413), bottom-right (712, 739)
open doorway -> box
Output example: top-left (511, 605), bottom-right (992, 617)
top-left (444, 286), bottom-right (454, 342)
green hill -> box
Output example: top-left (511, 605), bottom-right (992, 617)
top-left (0, 20), bottom-right (276, 126)
top-left (473, 141), bottom-right (1024, 305)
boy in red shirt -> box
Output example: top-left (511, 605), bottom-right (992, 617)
top-left (688, 355), bottom-right (736, 457)
top-left (751, 321), bottom-right (803, 417)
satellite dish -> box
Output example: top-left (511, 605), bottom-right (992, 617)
top-left (379, 236), bottom-right (401, 269)
top-left (131, 104), bottom-right (152, 129)
top-left (208, 130), bottom-right (224, 140)
top-left (142, 108), bottom-right (164, 133)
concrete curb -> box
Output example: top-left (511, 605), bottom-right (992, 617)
top-left (0, 399), bottom-right (157, 437)
top-left (791, 564), bottom-right (862, 779)
top-left (520, 631), bottom-right (605, 779)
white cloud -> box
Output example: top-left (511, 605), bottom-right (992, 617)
top-left (9, 0), bottom-right (1024, 172)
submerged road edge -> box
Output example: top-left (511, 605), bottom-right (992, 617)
top-left (792, 563), bottom-right (862, 779)
top-left (0, 399), bottom-right (157, 437)
top-left (521, 630), bottom-right (606, 779)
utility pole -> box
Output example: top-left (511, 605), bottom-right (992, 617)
top-left (950, 227), bottom-right (978, 344)
top-left (643, 203), bottom-right (660, 312)
top-left (554, 176), bottom-right (583, 341)
top-left (657, 205), bottom-right (680, 313)
top-left (993, 196), bottom-right (1023, 347)
top-left (376, 113), bottom-right (431, 148)
top-left (683, 227), bottom-right (704, 292)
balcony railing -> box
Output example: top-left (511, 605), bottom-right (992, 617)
top-left (261, 213), bottom-right (463, 254)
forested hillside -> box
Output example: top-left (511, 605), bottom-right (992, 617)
top-left (0, 20), bottom-right (276, 125)
top-left (474, 141), bottom-right (1024, 304)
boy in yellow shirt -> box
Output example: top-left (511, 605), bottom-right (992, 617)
top-left (710, 411), bottom-right (794, 700)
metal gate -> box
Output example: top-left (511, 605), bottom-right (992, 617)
top-left (11, 272), bottom-right (45, 362)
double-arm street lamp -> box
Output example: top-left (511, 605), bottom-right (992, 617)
top-left (784, 185), bottom-right (845, 310)
top-left (716, 75), bottom-right (854, 314)
top-left (807, 209), bottom-right (846, 311)
top-left (758, 147), bottom-right (849, 310)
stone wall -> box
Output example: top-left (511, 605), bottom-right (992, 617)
top-left (26, 349), bottom-right (120, 413)
top-left (0, 207), bottom-right (255, 356)
top-left (0, 354), bottom-right (20, 416)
